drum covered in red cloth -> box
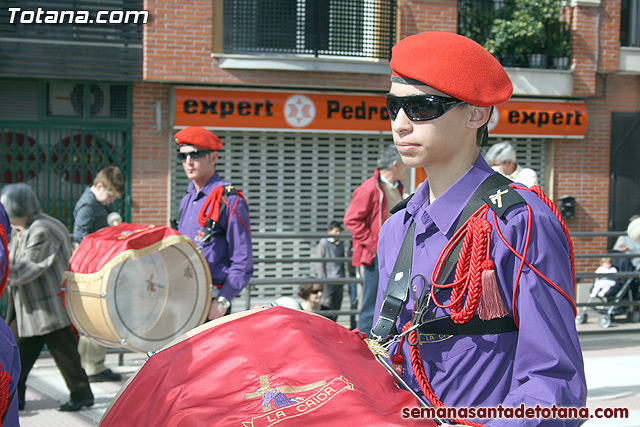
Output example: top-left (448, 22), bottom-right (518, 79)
top-left (63, 223), bottom-right (211, 353)
top-left (100, 307), bottom-right (433, 426)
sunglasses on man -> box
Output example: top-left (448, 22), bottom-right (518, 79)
top-left (385, 94), bottom-right (466, 122)
top-left (177, 150), bottom-right (213, 161)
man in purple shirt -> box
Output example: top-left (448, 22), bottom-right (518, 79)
top-left (174, 126), bottom-right (253, 320)
top-left (372, 32), bottom-right (586, 426)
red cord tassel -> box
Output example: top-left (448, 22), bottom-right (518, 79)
top-left (478, 260), bottom-right (509, 321)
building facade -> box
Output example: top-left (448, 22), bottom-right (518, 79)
top-left (2, 0), bottom-right (639, 289)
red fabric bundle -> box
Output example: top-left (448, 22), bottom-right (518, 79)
top-left (101, 307), bottom-right (432, 426)
top-left (65, 223), bottom-right (188, 277)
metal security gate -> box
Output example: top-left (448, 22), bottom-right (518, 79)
top-left (171, 130), bottom-right (392, 300)
top-left (0, 126), bottom-right (131, 230)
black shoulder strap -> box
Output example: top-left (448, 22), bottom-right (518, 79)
top-left (390, 194), bottom-right (414, 215)
top-left (371, 221), bottom-right (415, 338)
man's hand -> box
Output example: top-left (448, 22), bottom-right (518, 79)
top-left (208, 300), bottom-right (227, 320)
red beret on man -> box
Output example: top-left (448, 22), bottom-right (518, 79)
top-left (174, 126), bottom-right (223, 150)
top-left (390, 31), bottom-right (513, 107)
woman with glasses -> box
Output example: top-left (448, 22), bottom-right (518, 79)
top-left (298, 283), bottom-right (330, 314)
top-left (372, 32), bottom-right (586, 427)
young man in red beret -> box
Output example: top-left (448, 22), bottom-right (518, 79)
top-left (372, 32), bottom-right (586, 426)
top-left (174, 126), bottom-right (253, 320)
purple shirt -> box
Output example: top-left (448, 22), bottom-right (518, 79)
top-left (0, 202), bottom-right (20, 426)
top-left (178, 173), bottom-right (253, 300)
top-left (0, 202), bottom-right (9, 280)
top-left (374, 156), bottom-right (586, 426)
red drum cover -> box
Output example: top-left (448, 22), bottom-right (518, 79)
top-left (100, 307), bottom-right (432, 426)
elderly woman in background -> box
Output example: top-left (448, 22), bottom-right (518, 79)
top-left (1, 183), bottom-right (94, 412)
top-left (484, 141), bottom-right (539, 188)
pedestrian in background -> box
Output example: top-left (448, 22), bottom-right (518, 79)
top-left (315, 220), bottom-right (345, 321)
top-left (344, 144), bottom-right (405, 335)
top-left (484, 141), bottom-right (539, 187)
top-left (73, 166), bottom-right (125, 383)
top-left (2, 183), bottom-right (94, 412)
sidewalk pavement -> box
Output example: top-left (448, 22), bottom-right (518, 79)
top-left (15, 311), bottom-right (640, 426)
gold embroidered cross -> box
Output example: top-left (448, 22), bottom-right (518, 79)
top-left (225, 185), bottom-right (234, 192)
top-left (489, 188), bottom-right (509, 208)
top-left (246, 375), bottom-right (326, 412)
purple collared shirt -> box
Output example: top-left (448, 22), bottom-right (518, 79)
top-left (374, 155), bottom-right (586, 427)
top-left (0, 202), bottom-right (20, 427)
top-left (0, 202), bottom-right (9, 276)
top-left (178, 173), bottom-right (253, 300)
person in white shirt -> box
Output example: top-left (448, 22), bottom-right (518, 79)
top-left (484, 141), bottom-right (539, 187)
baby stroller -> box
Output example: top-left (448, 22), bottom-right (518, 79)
top-left (575, 252), bottom-right (640, 328)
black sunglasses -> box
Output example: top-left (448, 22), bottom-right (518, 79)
top-left (309, 289), bottom-right (323, 294)
top-left (385, 94), bottom-right (465, 121)
top-left (177, 150), bottom-right (213, 161)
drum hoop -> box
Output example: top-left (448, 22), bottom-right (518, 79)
top-left (65, 238), bottom-right (212, 353)
top-left (107, 242), bottom-right (211, 351)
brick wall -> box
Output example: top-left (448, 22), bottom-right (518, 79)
top-left (571, 4), bottom-right (598, 96)
top-left (131, 82), bottom-right (172, 225)
top-left (598, 0), bottom-right (621, 73)
top-left (558, 72), bottom-right (640, 272)
top-left (398, 0), bottom-right (458, 37)
top-left (143, 0), bottom-right (390, 90)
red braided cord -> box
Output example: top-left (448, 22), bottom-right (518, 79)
top-left (504, 184), bottom-right (577, 320)
top-left (197, 186), bottom-right (225, 227)
top-left (0, 225), bottom-right (8, 296)
top-left (197, 187), bottom-right (251, 234)
top-left (403, 322), bottom-right (483, 427)
top-left (492, 213), bottom-right (577, 318)
top-left (0, 362), bottom-right (11, 424)
top-left (221, 191), bottom-right (252, 234)
top-left (431, 215), bottom-right (493, 324)
top-left (526, 185), bottom-right (576, 293)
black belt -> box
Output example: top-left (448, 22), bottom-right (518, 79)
top-left (418, 315), bottom-right (518, 336)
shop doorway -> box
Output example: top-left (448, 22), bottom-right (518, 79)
top-left (610, 112), bottom-right (640, 238)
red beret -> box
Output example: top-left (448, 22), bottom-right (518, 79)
top-left (174, 126), bottom-right (223, 150)
top-left (390, 32), bottom-right (513, 107)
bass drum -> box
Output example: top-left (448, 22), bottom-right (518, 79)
top-left (100, 307), bottom-right (434, 427)
top-left (64, 224), bottom-right (211, 353)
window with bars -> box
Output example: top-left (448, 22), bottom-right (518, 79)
top-left (221, 0), bottom-right (396, 60)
